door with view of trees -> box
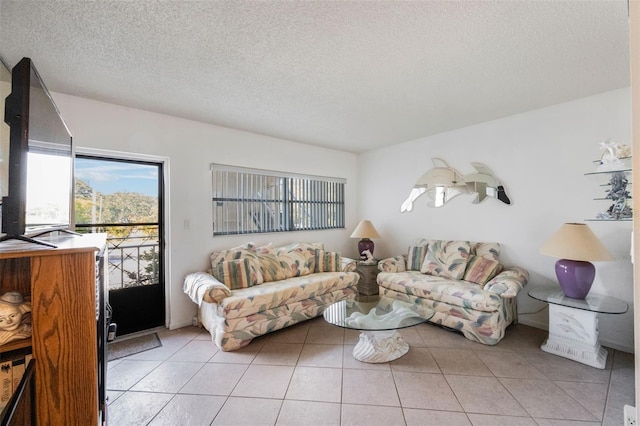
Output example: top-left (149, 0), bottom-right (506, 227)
top-left (74, 155), bottom-right (164, 336)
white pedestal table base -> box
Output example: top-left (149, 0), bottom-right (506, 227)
top-left (352, 330), bottom-right (408, 363)
top-left (541, 303), bottom-right (607, 369)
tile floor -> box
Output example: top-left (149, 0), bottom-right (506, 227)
top-left (106, 319), bottom-right (634, 426)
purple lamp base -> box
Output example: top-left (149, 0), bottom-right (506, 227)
top-left (555, 258), bottom-right (596, 299)
top-left (358, 238), bottom-right (375, 260)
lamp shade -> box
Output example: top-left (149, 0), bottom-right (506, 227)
top-left (539, 223), bottom-right (613, 261)
top-left (540, 223), bottom-right (613, 299)
top-left (350, 220), bottom-right (381, 239)
top-left (350, 220), bottom-right (380, 261)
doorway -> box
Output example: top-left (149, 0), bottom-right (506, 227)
top-left (74, 154), bottom-right (165, 336)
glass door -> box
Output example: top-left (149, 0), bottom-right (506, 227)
top-left (74, 155), bottom-right (165, 336)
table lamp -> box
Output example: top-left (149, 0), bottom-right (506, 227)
top-left (539, 223), bottom-right (613, 299)
top-left (350, 220), bottom-right (381, 261)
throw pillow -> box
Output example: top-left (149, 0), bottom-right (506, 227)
top-left (314, 250), bottom-right (341, 272)
top-left (276, 242), bottom-right (321, 277)
top-left (473, 242), bottom-right (501, 261)
top-left (256, 244), bottom-right (290, 282)
top-left (407, 244), bottom-right (428, 271)
top-left (462, 255), bottom-right (504, 286)
top-left (420, 240), bottom-right (471, 280)
top-left (216, 258), bottom-right (262, 290)
top-left (210, 243), bottom-right (262, 284)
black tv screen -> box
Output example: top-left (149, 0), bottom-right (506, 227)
top-left (2, 57), bottom-right (73, 241)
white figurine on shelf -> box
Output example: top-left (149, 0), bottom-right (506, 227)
top-left (0, 291), bottom-right (31, 346)
top-left (361, 249), bottom-right (376, 264)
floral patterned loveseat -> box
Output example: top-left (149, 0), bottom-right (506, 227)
top-left (183, 242), bottom-right (359, 351)
top-left (377, 239), bottom-right (529, 345)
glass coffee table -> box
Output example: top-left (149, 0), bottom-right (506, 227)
top-left (528, 286), bottom-right (628, 369)
top-left (323, 295), bottom-right (433, 363)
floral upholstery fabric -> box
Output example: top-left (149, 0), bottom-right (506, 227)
top-left (462, 255), bottom-right (503, 286)
top-left (185, 243), bottom-right (359, 351)
top-left (420, 240), bottom-right (471, 279)
top-left (377, 239), bottom-right (528, 345)
top-left (407, 245), bottom-right (428, 271)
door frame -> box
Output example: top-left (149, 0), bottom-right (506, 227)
top-left (74, 147), bottom-right (172, 329)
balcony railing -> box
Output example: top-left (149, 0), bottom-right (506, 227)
top-left (76, 224), bottom-right (160, 291)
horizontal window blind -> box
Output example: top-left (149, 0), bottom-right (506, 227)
top-left (211, 164), bottom-right (346, 236)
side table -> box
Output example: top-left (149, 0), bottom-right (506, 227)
top-left (356, 262), bottom-right (379, 295)
top-left (528, 287), bottom-right (628, 369)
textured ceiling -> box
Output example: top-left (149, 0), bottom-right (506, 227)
top-left (0, 1), bottom-right (631, 153)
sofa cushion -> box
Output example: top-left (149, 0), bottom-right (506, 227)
top-left (210, 243), bottom-right (261, 283)
top-left (407, 244), bottom-right (428, 271)
top-left (218, 271), bottom-right (359, 319)
top-left (420, 240), bottom-right (471, 280)
top-left (473, 242), bottom-right (501, 261)
top-left (378, 271), bottom-right (502, 312)
top-left (462, 255), bottom-right (503, 286)
top-left (216, 258), bottom-right (262, 290)
top-left (276, 242), bottom-right (323, 278)
top-left (255, 244), bottom-right (290, 282)
top-left (315, 250), bottom-right (341, 272)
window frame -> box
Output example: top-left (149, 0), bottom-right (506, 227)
top-left (211, 164), bottom-right (346, 236)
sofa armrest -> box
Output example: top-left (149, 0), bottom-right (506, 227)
top-left (378, 255), bottom-right (407, 273)
top-left (183, 272), bottom-right (232, 306)
top-left (341, 257), bottom-right (357, 272)
top-left (483, 266), bottom-right (529, 298)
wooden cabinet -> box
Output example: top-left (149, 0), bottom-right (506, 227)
top-left (356, 262), bottom-right (380, 295)
top-left (0, 233), bottom-right (107, 425)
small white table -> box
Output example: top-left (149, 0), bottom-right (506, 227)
top-left (528, 287), bottom-right (628, 369)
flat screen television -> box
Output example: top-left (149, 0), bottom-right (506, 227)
top-left (1, 57), bottom-right (74, 246)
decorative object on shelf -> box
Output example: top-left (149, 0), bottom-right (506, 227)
top-left (400, 158), bottom-right (510, 212)
top-left (539, 223), bottom-right (613, 299)
top-left (596, 139), bottom-right (631, 172)
top-left (0, 291), bottom-right (31, 346)
top-left (588, 140), bottom-right (633, 220)
top-left (350, 220), bottom-right (381, 261)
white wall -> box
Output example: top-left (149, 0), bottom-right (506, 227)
top-left (51, 93), bottom-right (359, 331)
top-left (358, 88), bottom-right (634, 353)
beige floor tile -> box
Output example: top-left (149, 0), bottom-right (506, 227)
top-left (466, 413), bottom-right (538, 425)
top-left (342, 369), bottom-right (400, 406)
top-left (430, 348), bottom-right (493, 376)
top-left (499, 324), bottom-right (548, 352)
top-left (148, 394), bottom-right (226, 426)
top-left (342, 345), bottom-right (391, 371)
top-left (519, 350), bottom-right (611, 383)
top-left (417, 323), bottom-right (479, 349)
top-left (231, 364), bottom-right (295, 399)
top-left (404, 408), bottom-right (472, 425)
top-left (306, 325), bottom-right (345, 344)
top-left (344, 329), bottom-right (360, 344)
top-left (398, 327), bottom-right (427, 347)
top-left (179, 362), bottom-right (248, 395)
top-left (499, 377), bottom-right (600, 421)
top-left (167, 339), bottom-right (218, 362)
top-left (107, 359), bottom-right (162, 390)
top-left (285, 366), bottom-right (342, 403)
top-left (253, 342), bottom-right (303, 365)
top-left (534, 420), bottom-right (601, 425)
top-left (131, 361), bottom-right (203, 393)
top-left (298, 343), bottom-right (344, 368)
top-left (475, 350), bottom-right (545, 379)
top-left (390, 347), bottom-right (440, 373)
top-left (341, 403), bottom-right (405, 426)
top-left (192, 328), bottom-right (211, 341)
top-left (446, 375), bottom-right (528, 416)
top-left (394, 371), bottom-right (463, 411)
top-left (108, 391), bottom-right (174, 426)
top-left (555, 381), bottom-right (607, 420)
top-left (209, 340), bottom-right (263, 364)
top-left (276, 400), bottom-right (341, 425)
top-left (212, 397), bottom-right (282, 425)
top-left (266, 322), bottom-right (310, 343)
top-left (106, 390), bottom-right (124, 405)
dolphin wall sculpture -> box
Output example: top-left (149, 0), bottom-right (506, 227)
top-left (401, 158), bottom-right (511, 212)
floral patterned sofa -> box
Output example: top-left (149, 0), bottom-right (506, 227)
top-left (183, 242), bottom-right (359, 351)
top-left (377, 239), bottom-right (529, 345)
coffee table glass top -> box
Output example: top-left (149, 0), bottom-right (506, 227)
top-left (528, 287), bottom-right (628, 314)
top-left (323, 295), bottom-right (433, 331)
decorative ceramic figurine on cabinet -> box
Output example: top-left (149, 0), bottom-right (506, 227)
top-left (0, 291), bottom-right (31, 346)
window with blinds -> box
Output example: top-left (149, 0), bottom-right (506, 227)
top-left (211, 164), bottom-right (346, 236)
